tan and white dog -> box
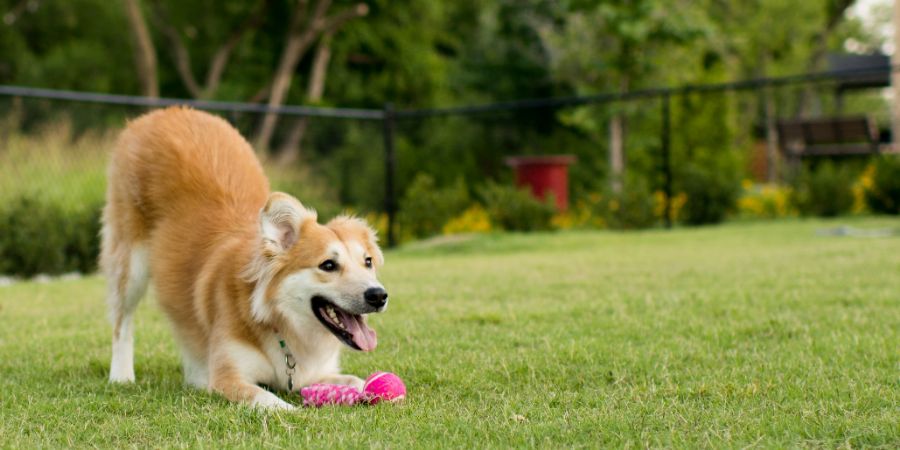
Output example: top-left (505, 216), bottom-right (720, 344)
top-left (101, 107), bottom-right (387, 410)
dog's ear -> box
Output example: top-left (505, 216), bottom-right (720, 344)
top-left (259, 192), bottom-right (316, 255)
top-left (327, 215), bottom-right (384, 267)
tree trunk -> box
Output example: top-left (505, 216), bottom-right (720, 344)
top-left (123, 0), bottom-right (158, 98)
top-left (609, 114), bottom-right (625, 192)
top-left (276, 33), bottom-right (334, 165)
top-left (148, 0), bottom-right (269, 100)
top-left (608, 78), bottom-right (629, 192)
top-left (255, 0), bottom-right (333, 153)
top-left (254, 1), bottom-right (368, 153)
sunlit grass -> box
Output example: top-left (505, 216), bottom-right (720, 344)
top-left (0, 121), bottom-right (110, 209)
top-left (0, 120), bottom-right (339, 214)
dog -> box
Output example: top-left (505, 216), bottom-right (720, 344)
top-left (101, 107), bottom-right (387, 410)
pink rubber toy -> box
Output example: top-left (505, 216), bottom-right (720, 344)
top-left (363, 371), bottom-right (407, 404)
top-left (300, 384), bottom-right (363, 407)
top-left (299, 372), bottom-right (406, 407)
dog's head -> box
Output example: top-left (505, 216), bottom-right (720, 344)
top-left (244, 192), bottom-right (386, 351)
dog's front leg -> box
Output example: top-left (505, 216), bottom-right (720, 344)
top-left (314, 373), bottom-right (365, 391)
top-left (209, 343), bottom-right (294, 410)
top-left (210, 366), bottom-right (294, 410)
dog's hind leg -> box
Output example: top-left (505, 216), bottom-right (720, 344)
top-left (101, 214), bottom-right (151, 383)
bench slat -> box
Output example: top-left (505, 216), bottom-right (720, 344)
top-left (776, 116), bottom-right (878, 158)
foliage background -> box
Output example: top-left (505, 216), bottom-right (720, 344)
top-left (0, 0), bottom-right (897, 272)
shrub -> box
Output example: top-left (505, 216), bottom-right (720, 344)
top-left (442, 205), bottom-right (492, 235)
top-left (600, 177), bottom-right (658, 230)
top-left (653, 190), bottom-right (687, 224)
top-left (678, 161), bottom-right (741, 225)
top-left (477, 182), bottom-right (555, 231)
top-left (737, 181), bottom-right (796, 219)
top-left (0, 195), bottom-right (102, 277)
top-left (851, 164), bottom-right (875, 214)
top-left (267, 163), bottom-right (341, 219)
top-left (864, 156), bottom-right (900, 215)
top-left (399, 173), bottom-right (471, 238)
top-left (793, 162), bottom-right (855, 217)
top-left (546, 193), bottom-right (606, 230)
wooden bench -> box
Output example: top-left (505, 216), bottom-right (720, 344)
top-left (777, 116), bottom-right (880, 159)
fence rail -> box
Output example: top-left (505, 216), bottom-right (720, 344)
top-left (1, 64), bottom-right (894, 246)
top-left (0, 85), bottom-right (385, 120)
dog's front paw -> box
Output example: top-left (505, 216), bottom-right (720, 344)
top-left (251, 391), bottom-right (295, 411)
top-left (318, 374), bottom-right (365, 391)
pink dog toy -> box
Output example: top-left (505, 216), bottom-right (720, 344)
top-left (300, 383), bottom-right (363, 407)
top-left (299, 372), bottom-right (407, 407)
top-left (362, 371), bottom-right (407, 404)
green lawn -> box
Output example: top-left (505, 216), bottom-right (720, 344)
top-left (1, 218), bottom-right (899, 448)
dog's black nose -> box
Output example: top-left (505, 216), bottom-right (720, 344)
top-left (364, 287), bottom-right (388, 308)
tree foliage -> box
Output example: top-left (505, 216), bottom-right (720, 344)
top-left (0, 0), bottom-right (889, 213)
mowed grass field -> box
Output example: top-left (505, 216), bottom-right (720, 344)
top-left (1, 218), bottom-right (899, 448)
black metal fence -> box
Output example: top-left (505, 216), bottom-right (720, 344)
top-left (0, 65), bottom-right (894, 247)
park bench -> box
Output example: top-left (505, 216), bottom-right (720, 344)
top-left (777, 116), bottom-right (880, 160)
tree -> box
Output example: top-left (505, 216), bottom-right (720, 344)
top-left (894, 0), bottom-right (900, 150)
top-left (538, 0), bottom-right (705, 190)
top-left (123, 0), bottom-right (158, 97)
top-left (254, 0), bottom-right (368, 153)
top-left (797, 0), bottom-right (857, 116)
top-left (275, 31), bottom-right (334, 165)
top-left (147, 0), bottom-right (270, 100)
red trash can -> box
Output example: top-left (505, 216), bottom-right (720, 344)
top-left (505, 155), bottom-right (576, 211)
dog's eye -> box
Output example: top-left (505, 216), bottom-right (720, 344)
top-left (319, 260), bottom-right (338, 272)
top-left (365, 257), bottom-right (373, 268)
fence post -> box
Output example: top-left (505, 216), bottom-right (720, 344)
top-left (661, 93), bottom-right (673, 229)
top-left (382, 103), bottom-right (397, 247)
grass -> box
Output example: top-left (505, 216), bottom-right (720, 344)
top-left (0, 120), bottom-right (342, 218)
top-left (0, 121), bottom-right (110, 209)
top-left (1, 217), bottom-right (899, 448)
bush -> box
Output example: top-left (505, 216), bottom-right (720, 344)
top-left (737, 181), bottom-right (796, 219)
top-left (600, 177), bottom-right (658, 230)
top-left (0, 195), bottom-right (102, 277)
top-left (865, 156), bottom-right (900, 215)
top-left (793, 162), bottom-right (855, 217)
top-left (267, 163), bottom-right (341, 219)
top-left (399, 173), bottom-right (471, 238)
top-left (477, 182), bottom-right (555, 231)
top-left (442, 205), bottom-right (492, 235)
top-left (678, 161), bottom-right (741, 225)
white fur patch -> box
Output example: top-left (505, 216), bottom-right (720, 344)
top-left (181, 350), bottom-right (208, 388)
top-left (251, 391), bottom-right (294, 410)
top-left (348, 242), bottom-right (366, 259)
top-left (225, 341), bottom-right (276, 386)
top-left (125, 244), bottom-right (150, 309)
top-left (108, 243), bottom-right (151, 383)
top-left (245, 260), bottom-right (276, 322)
top-left (109, 315), bottom-right (135, 383)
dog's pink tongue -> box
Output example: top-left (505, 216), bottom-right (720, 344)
top-left (343, 314), bottom-right (377, 351)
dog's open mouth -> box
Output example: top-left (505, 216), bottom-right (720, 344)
top-left (311, 296), bottom-right (377, 351)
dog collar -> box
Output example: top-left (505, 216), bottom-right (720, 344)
top-left (274, 329), bottom-right (297, 391)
